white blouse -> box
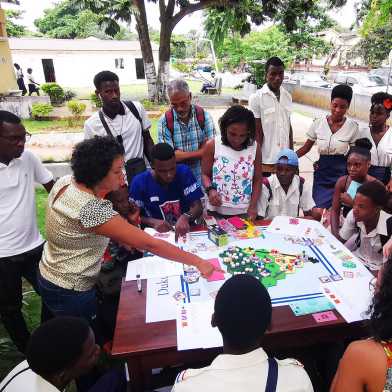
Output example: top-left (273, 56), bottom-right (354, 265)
top-left (359, 126), bottom-right (392, 168)
top-left (306, 116), bottom-right (359, 155)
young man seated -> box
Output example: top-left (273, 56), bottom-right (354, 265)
top-left (338, 181), bottom-right (392, 271)
top-left (130, 143), bottom-right (203, 240)
top-left (172, 274), bottom-right (314, 392)
top-left (258, 149), bottom-right (318, 220)
top-left (0, 316), bottom-right (126, 392)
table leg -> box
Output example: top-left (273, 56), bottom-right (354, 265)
top-left (127, 357), bottom-right (145, 392)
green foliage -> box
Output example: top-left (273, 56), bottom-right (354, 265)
top-left (31, 103), bottom-right (54, 119)
top-left (67, 100), bottom-right (86, 116)
top-left (5, 10), bottom-right (26, 37)
top-left (63, 89), bottom-right (77, 102)
top-left (172, 62), bottom-right (192, 74)
top-left (362, 0), bottom-right (392, 35)
top-left (218, 27), bottom-right (294, 86)
top-left (171, 34), bottom-right (192, 59)
top-left (41, 83), bottom-right (65, 105)
top-left (90, 93), bottom-right (102, 108)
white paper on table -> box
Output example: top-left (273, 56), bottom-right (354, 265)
top-left (176, 300), bottom-right (223, 351)
top-left (321, 277), bottom-right (373, 323)
top-left (125, 256), bottom-right (183, 281)
top-left (146, 275), bottom-right (183, 323)
top-left (144, 227), bottom-right (177, 246)
top-left (146, 276), bottom-right (225, 323)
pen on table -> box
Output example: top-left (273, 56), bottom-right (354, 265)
top-left (136, 273), bottom-right (142, 293)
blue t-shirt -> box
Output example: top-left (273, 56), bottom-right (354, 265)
top-left (130, 164), bottom-right (203, 225)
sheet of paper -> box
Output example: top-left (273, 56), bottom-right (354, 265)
top-left (144, 227), bottom-right (177, 246)
top-left (206, 258), bottom-right (225, 282)
top-left (313, 311), bottom-right (338, 323)
top-left (321, 277), bottom-right (373, 323)
top-left (125, 256), bottom-right (183, 281)
top-left (289, 297), bottom-right (335, 316)
top-left (176, 300), bottom-right (223, 351)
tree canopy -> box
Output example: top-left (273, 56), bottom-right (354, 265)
top-left (5, 9), bottom-right (26, 37)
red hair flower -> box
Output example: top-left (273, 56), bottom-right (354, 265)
top-left (384, 98), bottom-right (392, 110)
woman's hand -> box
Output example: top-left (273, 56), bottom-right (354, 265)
top-left (208, 189), bottom-right (222, 206)
top-left (340, 192), bottom-right (353, 207)
top-left (383, 237), bottom-right (392, 259)
top-left (196, 259), bottom-right (225, 279)
top-left (247, 205), bottom-right (258, 222)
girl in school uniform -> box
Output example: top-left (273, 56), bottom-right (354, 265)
top-left (338, 181), bottom-right (392, 271)
top-left (202, 105), bottom-right (262, 221)
top-left (330, 138), bottom-right (376, 238)
top-left (296, 84), bottom-right (359, 209)
top-left (359, 92), bottom-right (392, 188)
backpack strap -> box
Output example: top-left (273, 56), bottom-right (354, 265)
top-left (98, 110), bottom-right (123, 146)
top-left (194, 104), bottom-right (205, 131)
top-left (164, 109), bottom-right (175, 138)
top-left (380, 216), bottom-right (392, 249)
top-left (265, 358), bottom-right (278, 392)
top-left (298, 176), bottom-right (305, 216)
top-left (124, 101), bottom-right (144, 132)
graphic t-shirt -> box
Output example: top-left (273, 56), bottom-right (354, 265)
top-left (130, 164), bottom-right (203, 225)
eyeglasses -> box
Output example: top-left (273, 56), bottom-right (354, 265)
top-left (0, 132), bottom-right (31, 145)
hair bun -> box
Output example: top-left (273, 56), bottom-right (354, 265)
top-left (355, 137), bottom-right (372, 151)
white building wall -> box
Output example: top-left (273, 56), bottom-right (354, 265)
top-left (11, 50), bottom-right (159, 88)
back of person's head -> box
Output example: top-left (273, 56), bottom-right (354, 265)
top-left (27, 68), bottom-right (32, 73)
top-left (371, 92), bottom-right (392, 113)
top-left (369, 257), bottom-right (392, 341)
top-left (93, 70), bottom-right (119, 90)
top-left (331, 84), bottom-right (353, 105)
top-left (357, 180), bottom-right (388, 208)
top-left (265, 56), bottom-right (284, 73)
top-left (26, 317), bottom-right (91, 379)
top-left (213, 274), bottom-right (272, 351)
top-left (151, 143), bottom-right (175, 162)
top-left (219, 105), bottom-right (256, 149)
top-left (14, 63), bottom-right (20, 69)
top-left (347, 138), bottom-right (372, 161)
top-left (71, 136), bottom-right (124, 188)
top-left (0, 110), bottom-right (21, 131)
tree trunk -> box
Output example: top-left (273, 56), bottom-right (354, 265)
top-left (156, 16), bottom-right (173, 103)
top-left (134, 0), bottom-right (157, 101)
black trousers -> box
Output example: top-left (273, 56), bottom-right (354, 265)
top-left (0, 244), bottom-right (51, 353)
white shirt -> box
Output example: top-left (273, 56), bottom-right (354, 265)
top-left (249, 84), bottom-right (292, 164)
top-left (359, 126), bottom-right (392, 167)
top-left (84, 101), bottom-right (151, 162)
top-left (0, 360), bottom-right (59, 392)
top-left (172, 348), bottom-right (313, 392)
top-left (16, 69), bottom-right (23, 79)
top-left (340, 209), bottom-right (391, 270)
top-left (0, 150), bottom-right (53, 258)
top-left (306, 116), bottom-right (359, 155)
top-left (27, 73), bottom-right (37, 84)
top-left (257, 174), bottom-right (315, 219)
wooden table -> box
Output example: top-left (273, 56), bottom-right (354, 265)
top-left (112, 281), bottom-right (368, 392)
top-left (111, 222), bottom-right (369, 391)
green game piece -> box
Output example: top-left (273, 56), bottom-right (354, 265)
top-left (265, 262), bottom-right (281, 274)
top-left (342, 261), bottom-right (356, 268)
top-left (261, 276), bottom-right (277, 287)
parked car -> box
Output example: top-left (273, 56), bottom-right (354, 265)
top-left (334, 72), bottom-right (387, 95)
top-left (369, 67), bottom-right (392, 86)
top-left (288, 73), bottom-right (331, 88)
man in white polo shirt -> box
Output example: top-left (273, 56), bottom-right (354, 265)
top-left (0, 111), bottom-right (54, 354)
top-left (249, 56), bottom-right (293, 177)
top-left (84, 70), bottom-right (154, 184)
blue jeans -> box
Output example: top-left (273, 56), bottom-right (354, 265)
top-left (37, 271), bottom-right (97, 329)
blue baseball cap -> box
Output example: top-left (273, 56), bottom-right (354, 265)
top-left (275, 149), bottom-right (299, 167)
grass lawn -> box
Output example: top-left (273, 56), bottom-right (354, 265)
top-left (0, 189), bottom-right (48, 380)
top-left (23, 119), bottom-right (84, 134)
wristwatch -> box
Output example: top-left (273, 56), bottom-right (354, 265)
top-left (205, 184), bottom-right (217, 194)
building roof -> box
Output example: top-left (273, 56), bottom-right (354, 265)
top-left (9, 37), bottom-right (159, 52)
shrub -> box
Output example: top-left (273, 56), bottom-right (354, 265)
top-left (31, 103), bottom-right (54, 119)
top-left (67, 100), bottom-right (86, 116)
top-left (172, 62), bottom-right (192, 74)
top-left (67, 100), bottom-right (86, 127)
top-left (90, 93), bottom-right (102, 108)
top-left (63, 89), bottom-right (76, 102)
top-left (41, 82), bottom-right (65, 105)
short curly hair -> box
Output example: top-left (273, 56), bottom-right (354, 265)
top-left (71, 136), bottom-right (124, 188)
top-left (219, 105), bottom-right (256, 149)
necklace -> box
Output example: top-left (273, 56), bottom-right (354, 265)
top-left (103, 112), bottom-right (124, 137)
